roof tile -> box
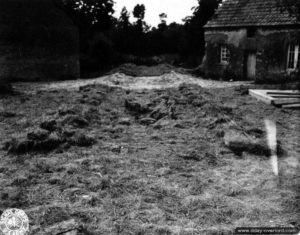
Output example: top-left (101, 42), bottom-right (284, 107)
top-left (205, 0), bottom-right (299, 28)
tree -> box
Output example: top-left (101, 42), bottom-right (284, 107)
top-left (113, 6), bottom-right (134, 54)
top-left (159, 13), bottom-right (167, 24)
top-left (133, 4), bottom-right (146, 32)
top-left (182, 0), bottom-right (221, 65)
top-left (158, 13), bottom-right (167, 30)
top-left (54, 0), bottom-right (116, 74)
top-left (133, 4), bottom-right (145, 21)
top-left (55, 0), bottom-right (115, 32)
top-left (118, 7), bottom-right (131, 30)
top-left (190, 0), bottom-right (221, 25)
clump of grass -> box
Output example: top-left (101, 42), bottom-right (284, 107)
top-left (181, 193), bottom-right (248, 225)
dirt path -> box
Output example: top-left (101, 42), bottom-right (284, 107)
top-left (13, 71), bottom-right (252, 93)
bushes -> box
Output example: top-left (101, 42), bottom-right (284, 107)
top-left (81, 33), bottom-right (120, 76)
top-left (89, 34), bottom-right (118, 67)
top-left (256, 70), bottom-right (300, 84)
top-left (223, 67), bottom-right (240, 81)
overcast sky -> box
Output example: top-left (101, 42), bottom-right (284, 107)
top-left (113, 0), bottom-right (198, 27)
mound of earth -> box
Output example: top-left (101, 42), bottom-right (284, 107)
top-left (108, 63), bottom-right (184, 77)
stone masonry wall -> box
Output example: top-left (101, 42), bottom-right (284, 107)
top-left (255, 28), bottom-right (300, 82)
top-left (204, 27), bottom-right (300, 81)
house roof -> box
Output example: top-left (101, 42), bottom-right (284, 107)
top-left (205, 0), bottom-right (300, 29)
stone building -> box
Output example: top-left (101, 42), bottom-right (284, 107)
top-left (203, 0), bottom-right (300, 81)
top-left (0, 0), bottom-right (79, 87)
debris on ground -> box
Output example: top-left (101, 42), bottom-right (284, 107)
top-left (40, 119), bottom-right (57, 132)
top-left (150, 100), bottom-right (171, 120)
top-left (61, 115), bottom-right (89, 128)
top-left (117, 117), bottom-right (131, 126)
top-left (140, 117), bottom-right (157, 125)
top-left (0, 111), bottom-right (17, 118)
top-left (3, 106), bottom-right (100, 154)
top-left (0, 78), bottom-right (299, 234)
top-left (68, 132), bottom-right (96, 147)
top-left (27, 128), bottom-right (50, 141)
top-left (38, 219), bottom-right (78, 235)
top-left (124, 97), bottom-right (152, 115)
top-left (224, 129), bottom-right (270, 156)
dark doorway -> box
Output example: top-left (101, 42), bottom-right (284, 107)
top-left (244, 51), bottom-right (256, 80)
top-left (247, 27), bottom-right (256, 38)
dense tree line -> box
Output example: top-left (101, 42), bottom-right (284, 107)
top-left (55, 0), bottom-right (299, 76)
top-left (54, 0), bottom-right (221, 75)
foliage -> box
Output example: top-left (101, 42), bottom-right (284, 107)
top-left (55, 0), bottom-right (221, 74)
top-left (262, 33), bottom-right (287, 68)
top-left (133, 4), bottom-right (149, 33)
top-left (256, 71), bottom-right (300, 84)
top-left (118, 7), bottom-right (130, 30)
top-left (182, 0), bottom-right (222, 62)
top-left (158, 13), bottom-right (167, 28)
top-left (89, 33), bottom-right (118, 68)
top-left (133, 4), bottom-right (145, 20)
top-left (55, 0), bottom-right (115, 32)
top-left (188, 0), bottom-right (221, 26)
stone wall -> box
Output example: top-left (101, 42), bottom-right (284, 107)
top-left (204, 27), bottom-right (300, 81)
top-left (0, 0), bottom-right (79, 84)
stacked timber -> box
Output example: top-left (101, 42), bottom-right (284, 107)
top-left (249, 90), bottom-right (300, 108)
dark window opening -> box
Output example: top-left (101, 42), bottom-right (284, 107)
top-left (247, 27), bottom-right (256, 38)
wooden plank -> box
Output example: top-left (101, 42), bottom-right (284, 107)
top-left (282, 103), bottom-right (300, 109)
top-left (267, 92), bottom-right (300, 96)
top-left (271, 95), bottom-right (300, 98)
top-left (267, 92), bottom-right (300, 95)
top-left (250, 90), bottom-right (300, 106)
top-left (249, 90), bottom-right (274, 104)
top-left (272, 98), bottom-right (300, 106)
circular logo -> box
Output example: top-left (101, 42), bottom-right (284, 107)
top-left (0, 209), bottom-right (29, 235)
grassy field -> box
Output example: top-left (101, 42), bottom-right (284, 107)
top-left (0, 81), bottom-right (299, 234)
